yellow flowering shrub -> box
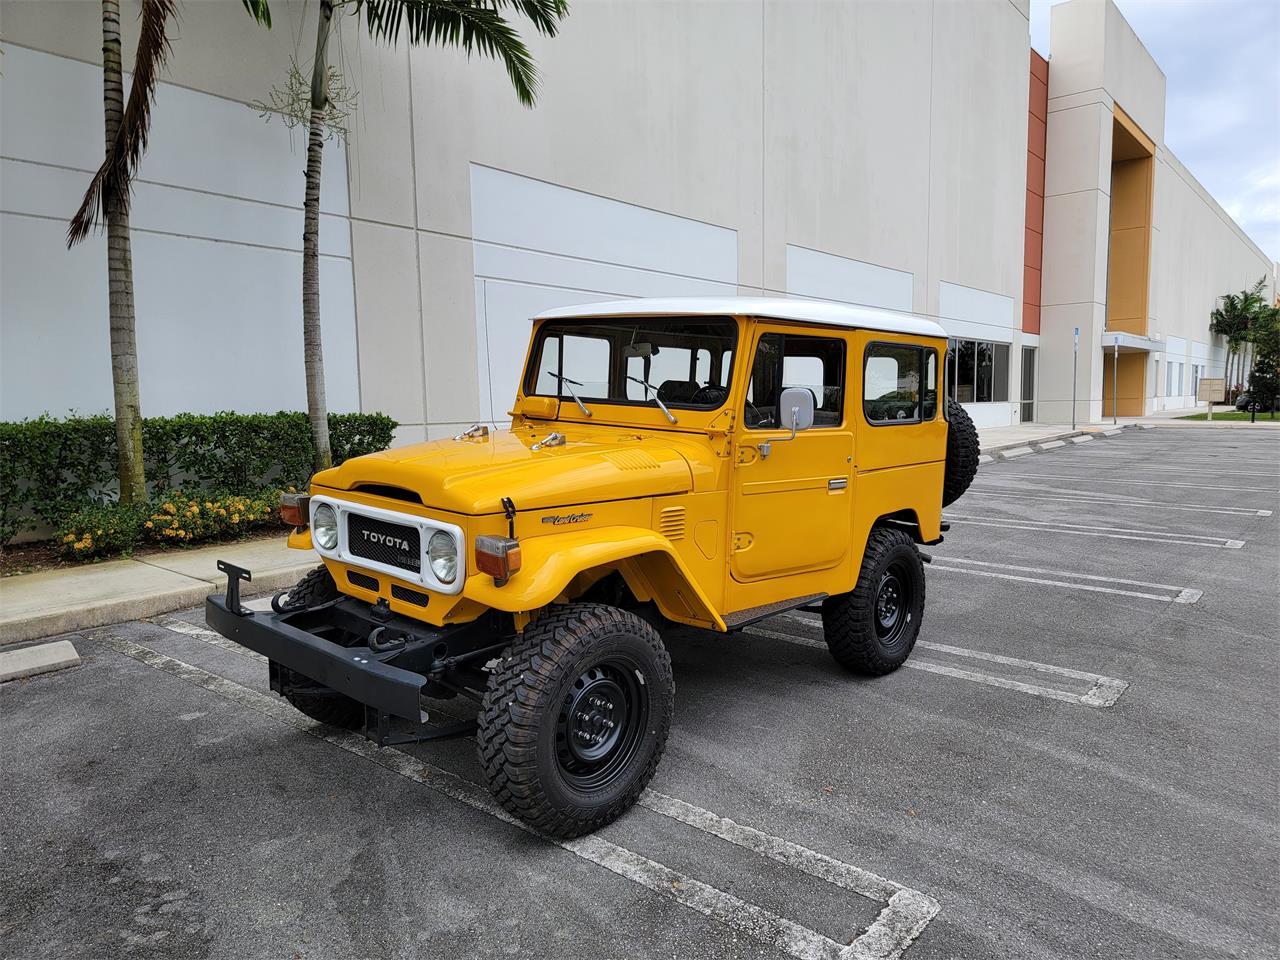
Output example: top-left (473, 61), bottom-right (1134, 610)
top-left (144, 491), bottom-right (278, 544)
top-left (58, 502), bottom-right (148, 559)
top-left (57, 490), bottom-right (282, 561)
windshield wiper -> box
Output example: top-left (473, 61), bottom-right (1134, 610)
top-left (546, 371), bottom-right (592, 418)
top-left (626, 375), bottom-right (678, 424)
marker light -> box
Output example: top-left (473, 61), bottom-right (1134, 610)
top-left (475, 536), bottom-right (522, 585)
top-left (280, 493), bottom-right (310, 527)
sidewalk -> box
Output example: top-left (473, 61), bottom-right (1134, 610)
top-left (0, 538), bottom-right (317, 646)
top-left (975, 421), bottom-right (1130, 457)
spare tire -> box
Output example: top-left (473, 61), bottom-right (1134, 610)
top-left (942, 398), bottom-right (980, 507)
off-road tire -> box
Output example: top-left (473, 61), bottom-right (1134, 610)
top-left (286, 564), bottom-right (340, 607)
top-left (477, 603), bottom-right (674, 838)
top-left (942, 397), bottom-right (980, 507)
top-left (822, 526), bottom-right (925, 676)
top-left (276, 566), bottom-right (364, 728)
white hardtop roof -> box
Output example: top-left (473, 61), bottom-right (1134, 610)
top-left (533, 297), bottom-right (947, 338)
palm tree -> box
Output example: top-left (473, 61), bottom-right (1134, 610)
top-left (67, 0), bottom-right (180, 504)
top-left (247, 0), bottom-right (569, 472)
top-left (1210, 276), bottom-right (1267, 396)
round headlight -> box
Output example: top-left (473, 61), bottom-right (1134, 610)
top-left (428, 530), bottom-right (457, 584)
top-left (312, 503), bottom-right (338, 551)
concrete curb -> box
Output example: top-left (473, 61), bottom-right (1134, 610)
top-left (980, 423), bottom-right (1144, 463)
top-left (1, 562), bottom-right (315, 646)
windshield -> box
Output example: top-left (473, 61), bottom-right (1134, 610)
top-left (526, 316), bottom-right (738, 413)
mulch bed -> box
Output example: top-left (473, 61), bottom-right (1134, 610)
top-left (1, 527), bottom-right (288, 579)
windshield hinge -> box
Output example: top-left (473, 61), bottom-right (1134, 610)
top-left (531, 432), bottom-right (566, 452)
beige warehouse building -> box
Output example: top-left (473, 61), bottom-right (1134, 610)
top-left (1, 0), bottom-right (1273, 438)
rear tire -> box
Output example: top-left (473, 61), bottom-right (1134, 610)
top-left (822, 526), bottom-right (925, 676)
top-left (477, 603), bottom-right (674, 838)
top-left (942, 397), bottom-right (980, 507)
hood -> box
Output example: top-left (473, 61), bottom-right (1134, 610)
top-left (314, 425), bottom-right (696, 515)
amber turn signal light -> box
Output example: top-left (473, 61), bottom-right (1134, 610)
top-left (475, 535), bottom-right (522, 585)
top-left (280, 492), bottom-right (310, 527)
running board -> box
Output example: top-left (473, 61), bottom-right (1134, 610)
top-left (723, 593), bottom-right (827, 630)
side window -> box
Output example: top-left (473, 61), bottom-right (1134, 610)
top-left (864, 343), bottom-right (938, 424)
top-left (744, 333), bottom-right (846, 429)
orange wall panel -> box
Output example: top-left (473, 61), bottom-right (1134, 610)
top-left (1023, 52), bottom-right (1048, 335)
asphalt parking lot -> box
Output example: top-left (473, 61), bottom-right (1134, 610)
top-left (3, 426), bottom-right (1277, 960)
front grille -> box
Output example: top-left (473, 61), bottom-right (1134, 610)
top-left (391, 584), bottom-right (430, 607)
top-left (347, 570), bottom-right (379, 592)
top-left (347, 513), bottom-right (421, 573)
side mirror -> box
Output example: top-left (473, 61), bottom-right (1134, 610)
top-left (760, 387), bottom-right (816, 459)
top-left (779, 387), bottom-right (816, 432)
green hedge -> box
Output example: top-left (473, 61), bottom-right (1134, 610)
top-left (0, 411), bottom-right (397, 545)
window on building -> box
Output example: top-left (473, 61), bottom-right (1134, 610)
top-left (744, 332), bottom-right (845, 429)
top-left (864, 343), bottom-right (938, 424)
top-left (945, 339), bottom-right (1010, 404)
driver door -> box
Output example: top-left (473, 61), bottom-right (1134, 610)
top-left (730, 328), bottom-right (853, 582)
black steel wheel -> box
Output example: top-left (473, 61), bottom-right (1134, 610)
top-left (556, 660), bottom-right (649, 792)
top-left (477, 603), bottom-right (674, 838)
top-left (822, 526), bottom-right (925, 675)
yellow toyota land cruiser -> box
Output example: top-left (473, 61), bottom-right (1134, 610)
top-left (207, 297), bottom-right (979, 838)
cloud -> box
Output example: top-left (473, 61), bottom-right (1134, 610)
top-left (1031, 0), bottom-right (1280, 261)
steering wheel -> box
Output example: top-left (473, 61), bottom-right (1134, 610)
top-left (744, 399), bottom-right (775, 428)
top-left (691, 384), bottom-right (728, 406)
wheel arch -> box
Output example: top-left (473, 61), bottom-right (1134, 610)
top-left (463, 526), bottom-right (725, 630)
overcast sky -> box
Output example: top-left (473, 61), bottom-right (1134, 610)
top-left (1029, 0), bottom-right (1280, 265)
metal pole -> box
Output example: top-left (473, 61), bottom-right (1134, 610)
top-left (1071, 327), bottom-right (1079, 430)
top-left (1112, 339), bottom-right (1119, 425)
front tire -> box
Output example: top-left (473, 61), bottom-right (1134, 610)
top-left (822, 526), bottom-right (925, 675)
top-left (477, 603), bottom-right (674, 838)
top-left (275, 565), bottom-right (363, 728)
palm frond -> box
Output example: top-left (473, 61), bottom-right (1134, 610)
top-left (487, 0), bottom-right (570, 37)
top-left (361, 0), bottom-right (568, 107)
top-left (68, 0), bottom-right (179, 246)
top-left (241, 0), bottom-right (273, 28)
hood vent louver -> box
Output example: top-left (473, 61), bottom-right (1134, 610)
top-left (606, 450), bottom-right (661, 471)
top-left (658, 506), bottom-right (686, 541)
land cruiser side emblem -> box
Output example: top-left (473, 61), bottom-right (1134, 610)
top-left (542, 513), bottom-right (592, 526)
top-left (362, 529), bottom-right (413, 551)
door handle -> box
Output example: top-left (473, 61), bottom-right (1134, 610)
top-left (828, 478), bottom-right (848, 491)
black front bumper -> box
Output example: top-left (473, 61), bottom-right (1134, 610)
top-left (205, 594), bottom-right (431, 721)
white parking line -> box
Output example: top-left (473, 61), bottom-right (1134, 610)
top-left (752, 619), bottom-right (1128, 708)
top-left (964, 487), bottom-right (1272, 518)
top-left (94, 630), bottom-right (939, 960)
top-left (986, 473), bottom-right (1278, 493)
top-left (929, 557), bottom-right (1202, 604)
top-left (942, 514), bottom-right (1244, 549)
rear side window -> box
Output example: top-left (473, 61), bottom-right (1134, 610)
top-left (864, 343), bottom-right (938, 424)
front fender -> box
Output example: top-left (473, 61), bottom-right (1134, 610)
top-left (463, 525), bottom-right (725, 630)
